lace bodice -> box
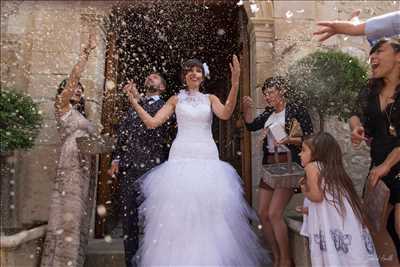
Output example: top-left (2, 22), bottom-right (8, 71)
top-left (168, 90), bottom-right (219, 160)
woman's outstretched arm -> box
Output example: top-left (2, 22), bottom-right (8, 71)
top-left (210, 55), bottom-right (240, 120)
top-left (55, 31), bottom-right (96, 112)
top-left (314, 10), bottom-right (400, 43)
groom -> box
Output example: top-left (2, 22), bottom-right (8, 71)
top-left (108, 73), bottom-right (175, 267)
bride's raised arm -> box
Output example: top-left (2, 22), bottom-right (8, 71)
top-left (126, 86), bottom-right (177, 129)
top-left (209, 55), bottom-right (240, 120)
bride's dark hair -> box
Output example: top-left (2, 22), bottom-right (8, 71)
top-left (181, 59), bottom-right (205, 90)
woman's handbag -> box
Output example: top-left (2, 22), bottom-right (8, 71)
top-left (288, 118), bottom-right (303, 138)
top-left (262, 146), bottom-right (304, 188)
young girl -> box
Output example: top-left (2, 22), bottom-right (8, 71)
top-left (299, 132), bottom-right (379, 266)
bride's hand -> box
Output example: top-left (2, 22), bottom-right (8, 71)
top-left (230, 55), bottom-right (240, 87)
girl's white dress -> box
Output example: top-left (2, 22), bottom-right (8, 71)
top-left (300, 162), bottom-right (380, 267)
top-left (134, 90), bottom-right (269, 266)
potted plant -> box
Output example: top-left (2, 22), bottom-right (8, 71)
top-left (0, 89), bottom-right (43, 230)
top-left (0, 89), bottom-right (43, 153)
top-left (287, 50), bottom-right (368, 131)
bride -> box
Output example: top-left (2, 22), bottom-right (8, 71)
top-left (126, 55), bottom-right (269, 266)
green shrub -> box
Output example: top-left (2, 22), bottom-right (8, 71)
top-left (287, 49), bottom-right (368, 130)
top-left (0, 89), bottom-right (43, 152)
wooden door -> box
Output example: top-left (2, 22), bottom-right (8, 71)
top-left (217, 8), bottom-right (252, 204)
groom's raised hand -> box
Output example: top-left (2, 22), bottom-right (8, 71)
top-left (123, 80), bottom-right (140, 105)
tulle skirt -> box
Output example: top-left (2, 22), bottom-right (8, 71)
top-left (134, 158), bottom-right (270, 266)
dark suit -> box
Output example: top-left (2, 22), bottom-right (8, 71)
top-left (111, 97), bottom-right (175, 267)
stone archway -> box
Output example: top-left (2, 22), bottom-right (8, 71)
top-left (95, 1), bottom-right (256, 238)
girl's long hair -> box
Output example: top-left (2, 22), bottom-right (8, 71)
top-left (304, 132), bottom-right (365, 224)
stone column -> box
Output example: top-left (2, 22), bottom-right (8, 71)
top-left (243, 1), bottom-right (275, 208)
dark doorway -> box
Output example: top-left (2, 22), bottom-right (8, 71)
top-left (96, 1), bottom-right (251, 238)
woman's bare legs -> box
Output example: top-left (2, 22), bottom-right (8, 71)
top-left (269, 188), bottom-right (294, 267)
top-left (258, 187), bottom-right (280, 267)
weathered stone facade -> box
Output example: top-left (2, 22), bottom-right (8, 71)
top-left (1, 0), bottom-right (398, 237)
top-left (1, 1), bottom-right (111, 230)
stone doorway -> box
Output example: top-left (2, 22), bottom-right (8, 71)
top-left (95, 1), bottom-right (251, 238)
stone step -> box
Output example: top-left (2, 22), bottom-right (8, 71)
top-left (84, 238), bottom-right (126, 267)
top-left (85, 253), bottom-right (125, 267)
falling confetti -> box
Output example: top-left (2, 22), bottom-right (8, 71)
top-left (105, 80), bottom-right (116, 91)
top-left (104, 235), bottom-right (113, 243)
top-left (350, 15), bottom-right (361, 25)
top-left (56, 229), bottom-right (64, 235)
top-left (286, 10), bottom-right (294, 18)
top-left (250, 3), bottom-right (259, 14)
top-left (97, 204), bottom-right (107, 216)
top-left (217, 29), bottom-right (226, 36)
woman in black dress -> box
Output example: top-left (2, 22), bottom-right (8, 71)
top-left (350, 37), bottom-right (400, 259)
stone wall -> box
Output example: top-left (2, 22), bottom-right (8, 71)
top-left (1, 1), bottom-right (111, 228)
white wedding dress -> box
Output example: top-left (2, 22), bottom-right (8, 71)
top-left (134, 90), bottom-right (269, 266)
